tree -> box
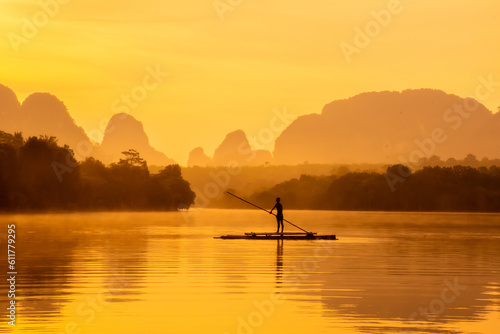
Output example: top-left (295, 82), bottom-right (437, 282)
top-left (0, 131), bottom-right (24, 148)
top-left (0, 132), bottom-right (197, 211)
top-left (148, 165), bottom-right (196, 210)
top-left (0, 142), bottom-right (19, 209)
top-left (118, 149), bottom-right (147, 168)
top-left (18, 136), bottom-right (80, 209)
top-left (463, 154), bottom-right (479, 167)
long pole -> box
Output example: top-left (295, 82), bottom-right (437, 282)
top-left (226, 191), bottom-right (312, 234)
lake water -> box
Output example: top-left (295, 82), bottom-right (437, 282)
top-left (0, 210), bottom-right (499, 334)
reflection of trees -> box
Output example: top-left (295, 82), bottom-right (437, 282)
top-left (306, 225), bottom-right (500, 329)
top-left (90, 220), bottom-right (150, 303)
top-left (0, 218), bottom-right (80, 321)
top-left (0, 214), bottom-right (156, 325)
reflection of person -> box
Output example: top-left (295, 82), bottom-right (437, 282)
top-left (270, 197), bottom-right (284, 233)
top-left (276, 239), bottom-right (283, 286)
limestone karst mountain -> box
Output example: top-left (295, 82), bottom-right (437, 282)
top-left (0, 84), bottom-right (21, 134)
top-left (20, 92), bottom-right (91, 151)
top-left (273, 89), bottom-right (500, 165)
top-left (187, 130), bottom-right (272, 167)
top-left (3, 84), bottom-right (500, 168)
top-left (187, 147), bottom-right (212, 167)
top-left (0, 85), bottom-right (176, 166)
top-left (96, 113), bottom-right (176, 166)
top-left (0, 85), bottom-right (91, 151)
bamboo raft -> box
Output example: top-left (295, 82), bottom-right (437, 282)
top-left (216, 192), bottom-right (338, 241)
top-left (216, 232), bottom-right (337, 240)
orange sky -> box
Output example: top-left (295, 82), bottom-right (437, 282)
top-left (1, 0), bottom-right (499, 164)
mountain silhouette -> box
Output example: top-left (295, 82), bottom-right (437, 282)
top-left (96, 113), bottom-right (176, 166)
top-left (0, 84), bottom-right (21, 134)
top-left (0, 87), bottom-right (92, 151)
top-left (273, 89), bottom-right (500, 164)
top-left (4, 84), bottom-right (500, 168)
top-left (188, 130), bottom-right (272, 167)
top-left (0, 85), bottom-right (175, 166)
top-left (20, 92), bottom-right (92, 151)
top-left (187, 147), bottom-right (212, 167)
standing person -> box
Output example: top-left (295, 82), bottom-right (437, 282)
top-left (270, 197), bottom-right (284, 233)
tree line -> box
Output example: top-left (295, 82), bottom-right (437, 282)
top-left (0, 131), bottom-right (195, 211)
top-left (249, 164), bottom-right (500, 212)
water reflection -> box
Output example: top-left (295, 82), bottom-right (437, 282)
top-left (0, 213), bottom-right (154, 332)
top-left (276, 240), bottom-right (283, 287)
top-left (0, 211), bottom-right (498, 334)
top-left (292, 212), bottom-right (500, 333)
top-left (0, 218), bottom-right (78, 323)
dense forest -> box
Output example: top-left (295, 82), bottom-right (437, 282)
top-left (0, 131), bottom-right (195, 211)
top-left (248, 165), bottom-right (500, 212)
top-left (3, 130), bottom-right (500, 213)
top-left (180, 155), bottom-right (500, 207)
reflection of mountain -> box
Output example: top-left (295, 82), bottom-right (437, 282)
top-left (187, 130), bottom-right (272, 167)
top-left (95, 113), bottom-right (176, 166)
top-left (273, 89), bottom-right (500, 164)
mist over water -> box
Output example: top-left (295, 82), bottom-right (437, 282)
top-left (0, 210), bottom-right (499, 333)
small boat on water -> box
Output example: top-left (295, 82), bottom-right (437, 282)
top-left (218, 192), bottom-right (338, 241)
top-left (216, 232), bottom-right (337, 240)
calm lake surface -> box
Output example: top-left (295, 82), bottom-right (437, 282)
top-left (0, 210), bottom-right (499, 333)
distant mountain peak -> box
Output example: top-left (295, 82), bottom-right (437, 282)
top-left (274, 89), bottom-right (498, 164)
top-left (0, 85), bottom-right (177, 167)
top-left (18, 92), bottom-right (91, 150)
top-left (0, 84), bottom-right (21, 134)
top-left (187, 147), bottom-right (212, 167)
top-left (97, 112), bottom-right (175, 166)
top-left (190, 129), bottom-right (272, 167)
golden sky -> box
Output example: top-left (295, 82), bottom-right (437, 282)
top-left (1, 0), bottom-right (499, 164)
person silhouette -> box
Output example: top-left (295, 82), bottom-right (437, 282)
top-left (270, 197), bottom-right (284, 233)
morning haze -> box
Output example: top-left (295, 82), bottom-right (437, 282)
top-left (1, 1), bottom-right (499, 333)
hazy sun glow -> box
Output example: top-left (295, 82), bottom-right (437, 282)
top-left (1, 0), bottom-right (499, 164)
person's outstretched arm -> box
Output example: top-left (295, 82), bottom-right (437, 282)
top-left (270, 204), bottom-right (276, 214)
